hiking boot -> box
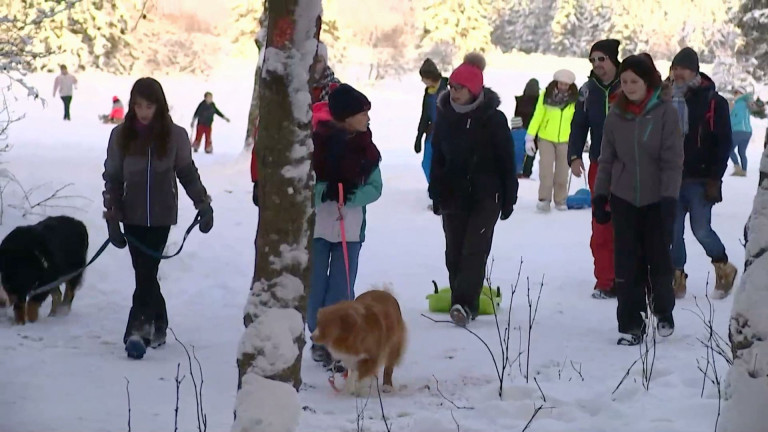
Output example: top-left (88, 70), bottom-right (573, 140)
top-left (731, 166), bottom-right (746, 177)
top-left (449, 304), bottom-right (471, 327)
top-left (673, 270), bottom-right (688, 299)
top-left (311, 344), bottom-right (331, 364)
top-left (536, 201), bottom-right (551, 213)
top-left (617, 332), bottom-right (644, 346)
top-left (125, 335), bottom-right (147, 359)
top-left (711, 261), bottom-right (737, 299)
top-left (591, 288), bottom-right (616, 300)
top-left (657, 314), bottom-right (675, 337)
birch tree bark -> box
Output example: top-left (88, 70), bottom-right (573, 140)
top-left (232, 0), bottom-right (320, 431)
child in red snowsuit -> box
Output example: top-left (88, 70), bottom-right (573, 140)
top-left (191, 92), bottom-right (230, 154)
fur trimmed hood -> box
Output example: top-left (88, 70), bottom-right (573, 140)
top-left (437, 87), bottom-right (502, 120)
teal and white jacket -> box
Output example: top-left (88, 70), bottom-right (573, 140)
top-left (730, 93), bottom-right (753, 133)
top-left (313, 167), bottom-right (383, 243)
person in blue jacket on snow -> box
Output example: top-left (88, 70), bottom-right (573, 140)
top-left (307, 84), bottom-right (383, 372)
top-left (415, 59), bottom-right (448, 191)
top-left (729, 86), bottom-right (753, 177)
top-left (510, 116), bottom-right (527, 175)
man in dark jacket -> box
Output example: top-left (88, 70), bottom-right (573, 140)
top-left (416, 58), bottom-right (449, 188)
top-left (515, 78), bottom-right (540, 178)
top-left (668, 47), bottom-right (738, 300)
top-left (191, 92), bottom-right (230, 154)
top-left (567, 39), bottom-right (622, 299)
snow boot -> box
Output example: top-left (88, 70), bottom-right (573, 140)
top-left (204, 145), bottom-right (213, 154)
top-left (591, 287), bottom-right (616, 300)
top-left (711, 261), bottom-right (737, 299)
top-left (125, 335), bottom-right (147, 359)
top-left (449, 304), bottom-right (471, 327)
top-left (731, 166), bottom-right (746, 177)
top-left (657, 314), bottom-right (675, 337)
top-left (536, 201), bottom-right (551, 213)
top-left (150, 327), bottom-right (166, 349)
top-left (617, 332), bottom-right (644, 346)
top-left (192, 141), bottom-right (201, 152)
top-left (673, 270), bottom-right (687, 299)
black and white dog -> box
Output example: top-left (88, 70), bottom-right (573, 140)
top-left (0, 216), bottom-right (88, 324)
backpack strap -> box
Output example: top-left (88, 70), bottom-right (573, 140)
top-left (704, 90), bottom-right (716, 131)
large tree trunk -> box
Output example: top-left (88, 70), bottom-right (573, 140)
top-left (244, 8), bottom-right (269, 149)
top-left (721, 145), bottom-right (768, 432)
top-left (232, 1), bottom-right (320, 431)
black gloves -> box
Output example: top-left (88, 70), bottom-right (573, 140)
top-left (592, 195), bottom-right (611, 225)
top-left (198, 202), bottom-right (214, 233)
top-left (500, 202), bottom-right (514, 221)
top-left (322, 182), bottom-right (356, 204)
top-left (704, 179), bottom-right (723, 204)
top-left (106, 219), bottom-right (126, 249)
top-left (252, 181), bottom-right (259, 207)
top-left (432, 201), bottom-right (441, 216)
top-left (414, 136), bottom-right (422, 154)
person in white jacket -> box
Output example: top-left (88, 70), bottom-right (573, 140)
top-left (53, 65), bottom-right (78, 121)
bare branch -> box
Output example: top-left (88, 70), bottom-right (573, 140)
top-left (432, 375), bottom-right (474, 410)
top-left (533, 377), bottom-right (546, 403)
top-left (169, 328), bottom-right (204, 432)
top-left (124, 377), bottom-right (132, 432)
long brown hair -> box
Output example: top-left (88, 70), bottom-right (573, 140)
top-left (117, 77), bottom-right (173, 158)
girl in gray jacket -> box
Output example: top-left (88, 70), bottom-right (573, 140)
top-left (102, 77), bottom-right (213, 359)
top-left (592, 55), bottom-right (684, 346)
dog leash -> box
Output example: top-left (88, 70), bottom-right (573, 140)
top-left (329, 183), bottom-right (353, 392)
top-left (25, 212), bottom-right (201, 299)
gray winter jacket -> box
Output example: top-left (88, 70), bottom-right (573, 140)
top-left (102, 123), bottom-right (209, 226)
top-left (594, 86), bottom-right (684, 207)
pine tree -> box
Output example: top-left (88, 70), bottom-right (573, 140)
top-left (735, 0), bottom-right (768, 82)
top-left (420, 0), bottom-right (494, 62)
top-left (233, 0), bottom-right (317, 430)
top-left (550, 0), bottom-right (579, 56)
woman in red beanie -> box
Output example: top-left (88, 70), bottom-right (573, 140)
top-left (428, 53), bottom-right (519, 327)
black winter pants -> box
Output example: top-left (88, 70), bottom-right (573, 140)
top-left (61, 96), bottom-right (72, 120)
top-left (442, 199), bottom-right (500, 316)
top-left (611, 196), bottom-right (675, 335)
top-left (123, 225), bottom-right (170, 344)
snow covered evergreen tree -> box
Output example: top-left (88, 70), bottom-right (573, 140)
top-left (420, 0), bottom-right (494, 62)
top-left (734, 0), bottom-right (768, 82)
top-left (232, 0), bottom-right (317, 431)
top-left (490, 0), bottom-right (556, 54)
top-left (721, 146), bottom-right (768, 432)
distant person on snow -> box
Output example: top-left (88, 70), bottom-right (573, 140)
top-left (567, 39), bottom-right (622, 299)
top-left (525, 69), bottom-right (579, 212)
top-left (668, 47), bottom-right (738, 300)
top-left (99, 96), bottom-right (125, 124)
top-left (191, 92), bottom-right (230, 154)
top-left (102, 77), bottom-right (214, 360)
top-left (729, 86), bottom-right (753, 177)
top-left (415, 58), bottom-right (449, 191)
top-left (515, 78), bottom-right (540, 178)
top-left (53, 64), bottom-right (78, 121)
top-left (307, 84), bottom-right (383, 371)
top-left (593, 54), bottom-right (683, 346)
top-left (429, 53), bottom-right (518, 327)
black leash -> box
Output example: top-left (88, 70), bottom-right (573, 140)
top-left (25, 213), bottom-right (201, 299)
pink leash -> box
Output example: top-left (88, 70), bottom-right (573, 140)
top-left (329, 182), bottom-right (353, 392)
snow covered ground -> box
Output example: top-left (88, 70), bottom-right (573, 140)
top-left (0, 56), bottom-right (765, 432)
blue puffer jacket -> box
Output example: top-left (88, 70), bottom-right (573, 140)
top-left (730, 94), bottom-right (752, 133)
top-left (567, 73), bottom-right (621, 164)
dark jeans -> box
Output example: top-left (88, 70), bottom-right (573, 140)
top-left (442, 199), bottom-right (500, 315)
top-left (61, 96), bottom-right (72, 120)
top-left (123, 225), bottom-right (171, 344)
top-left (671, 180), bottom-right (728, 270)
top-left (730, 131), bottom-right (751, 171)
top-left (611, 196), bottom-right (675, 334)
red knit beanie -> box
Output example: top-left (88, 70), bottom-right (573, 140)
top-left (449, 53), bottom-right (486, 96)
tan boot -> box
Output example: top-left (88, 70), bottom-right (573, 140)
top-left (673, 270), bottom-right (687, 299)
top-left (731, 166), bottom-right (747, 177)
top-left (711, 261), bottom-right (738, 299)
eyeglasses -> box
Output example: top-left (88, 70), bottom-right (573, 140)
top-left (448, 83), bottom-right (466, 92)
top-left (589, 56), bottom-right (608, 64)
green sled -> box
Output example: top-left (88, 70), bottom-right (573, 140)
top-left (426, 281), bottom-right (502, 315)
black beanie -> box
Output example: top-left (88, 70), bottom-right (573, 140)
top-left (328, 84), bottom-right (371, 122)
top-left (590, 39), bottom-right (621, 67)
top-left (419, 58), bottom-right (442, 81)
top-left (619, 55), bottom-right (662, 89)
top-left (672, 47), bottom-right (699, 73)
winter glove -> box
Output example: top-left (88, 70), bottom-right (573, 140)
top-left (525, 134), bottom-right (536, 157)
top-left (252, 181), bottom-right (259, 207)
top-left (198, 202), bottom-right (214, 234)
top-left (321, 182), bottom-right (357, 204)
top-left (431, 201), bottom-right (441, 216)
top-left (500, 203), bottom-right (514, 221)
top-left (106, 219), bottom-right (127, 249)
top-left (704, 179), bottom-right (723, 204)
top-left (592, 195), bottom-right (611, 225)
top-left (414, 135), bottom-right (423, 154)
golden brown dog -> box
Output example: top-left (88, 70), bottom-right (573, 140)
top-left (312, 287), bottom-right (406, 396)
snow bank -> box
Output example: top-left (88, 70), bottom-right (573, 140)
top-left (231, 373), bottom-right (301, 432)
top-left (237, 308), bottom-right (304, 376)
top-left (721, 147), bottom-right (768, 432)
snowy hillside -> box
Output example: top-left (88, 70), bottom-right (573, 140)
top-left (0, 57), bottom-right (764, 432)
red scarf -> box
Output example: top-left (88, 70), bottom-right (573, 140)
top-left (312, 122), bottom-right (381, 185)
top-left (624, 89), bottom-right (654, 116)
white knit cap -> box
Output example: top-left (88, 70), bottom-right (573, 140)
top-left (553, 69), bottom-right (576, 85)
top-left (510, 117), bottom-right (523, 128)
